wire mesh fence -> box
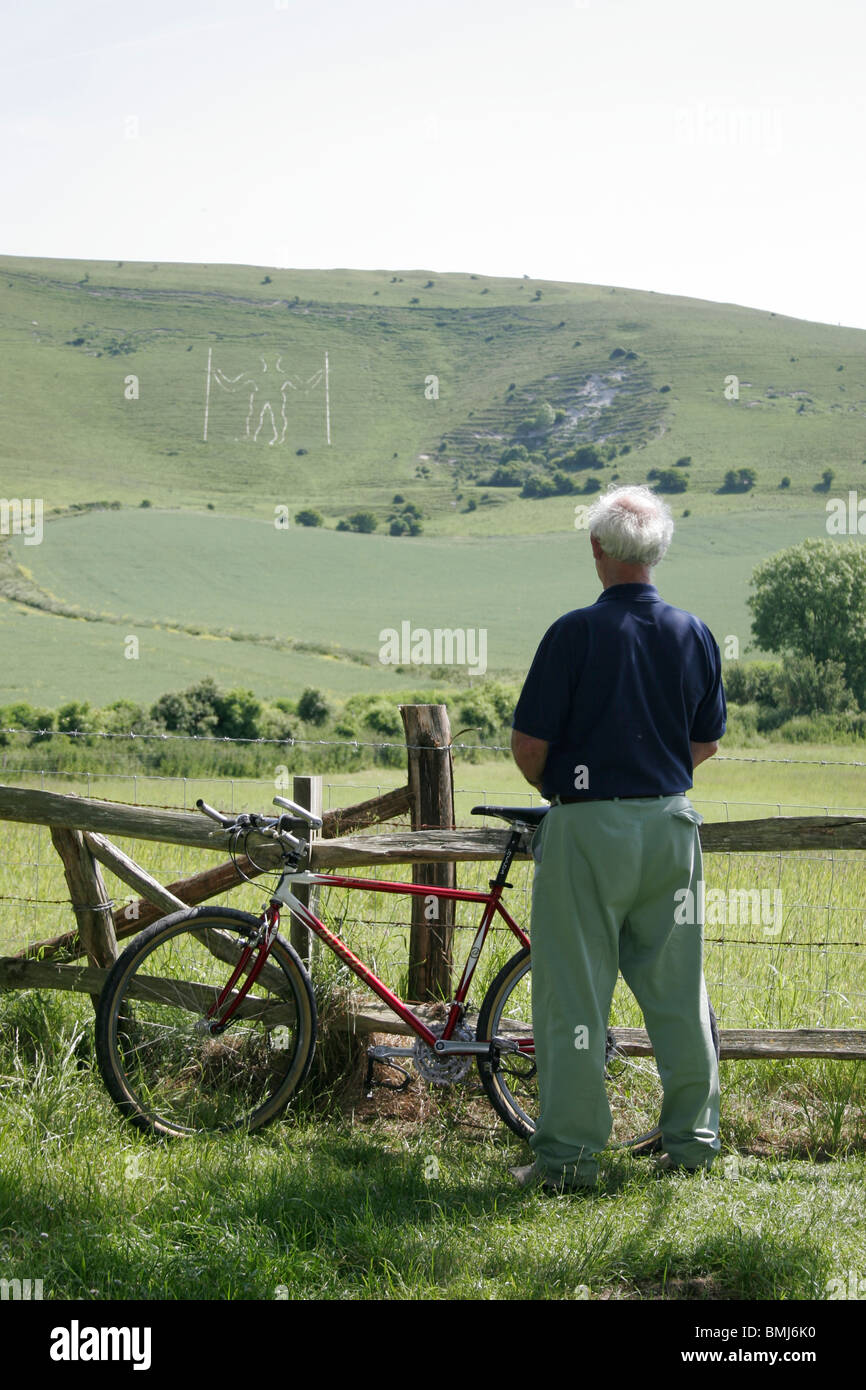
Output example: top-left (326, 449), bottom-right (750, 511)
top-left (0, 751), bottom-right (864, 1033)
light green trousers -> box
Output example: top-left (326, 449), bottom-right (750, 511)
top-left (528, 796), bottom-right (720, 1182)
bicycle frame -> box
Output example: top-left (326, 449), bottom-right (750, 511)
top-left (209, 826), bottom-right (532, 1059)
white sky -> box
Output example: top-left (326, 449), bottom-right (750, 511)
top-left (2, 0), bottom-right (865, 328)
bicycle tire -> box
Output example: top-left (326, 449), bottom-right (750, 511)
top-left (475, 947), bottom-right (721, 1147)
top-left (95, 906), bottom-right (317, 1138)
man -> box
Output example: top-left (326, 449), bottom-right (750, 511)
top-left (510, 484), bottom-right (725, 1190)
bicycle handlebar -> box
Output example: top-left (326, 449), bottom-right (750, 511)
top-left (273, 795), bottom-right (323, 830)
top-left (195, 799), bottom-right (303, 851)
top-left (196, 799), bottom-right (235, 827)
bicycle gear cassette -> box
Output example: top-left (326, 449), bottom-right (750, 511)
top-left (413, 1022), bottom-right (474, 1085)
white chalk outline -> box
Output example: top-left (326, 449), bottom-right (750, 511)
top-left (203, 352), bottom-right (331, 445)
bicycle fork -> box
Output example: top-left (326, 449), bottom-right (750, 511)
top-left (195, 905), bottom-right (281, 1036)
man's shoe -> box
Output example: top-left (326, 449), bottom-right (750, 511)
top-left (652, 1152), bottom-right (711, 1174)
top-left (509, 1161), bottom-right (596, 1192)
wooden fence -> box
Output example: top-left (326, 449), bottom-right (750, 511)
top-left (1, 704), bottom-right (865, 1060)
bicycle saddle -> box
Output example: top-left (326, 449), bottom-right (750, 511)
top-left (470, 805), bottom-right (550, 827)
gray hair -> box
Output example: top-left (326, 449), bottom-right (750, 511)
top-left (586, 484), bottom-right (674, 566)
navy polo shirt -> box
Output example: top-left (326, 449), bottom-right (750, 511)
top-left (513, 583), bottom-right (726, 801)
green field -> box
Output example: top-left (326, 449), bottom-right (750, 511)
top-left (1, 504), bottom-right (851, 705)
top-left (2, 255), bottom-right (865, 707)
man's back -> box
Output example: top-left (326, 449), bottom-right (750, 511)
top-left (512, 581), bottom-right (726, 800)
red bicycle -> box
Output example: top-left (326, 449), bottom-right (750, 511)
top-left (95, 797), bottom-right (717, 1142)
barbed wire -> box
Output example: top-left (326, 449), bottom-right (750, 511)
top-left (2, 726), bottom-right (865, 767)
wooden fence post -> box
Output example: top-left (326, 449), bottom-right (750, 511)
top-left (290, 774), bottom-right (322, 966)
top-left (49, 827), bottom-right (118, 1006)
top-left (400, 704), bottom-right (455, 1001)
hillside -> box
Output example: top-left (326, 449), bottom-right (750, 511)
top-left (1, 255), bottom-right (864, 704)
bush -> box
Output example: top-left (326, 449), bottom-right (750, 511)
top-left (151, 679), bottom-right (222, 737)
top-left (499, 445), bottom-right (529, 466)
top-left (345, 512), bottom-right (378, 533)
top-left (485, 466), bottom-right (523, 486)
top-left (558, 445), bottom-right (603, 472)
top-left (361, 700), bottom-right (402, 737)
top-left (100, 699), bottom-right (151, 734)
top-left (653, 469), bottom-right (689, 493)
top-left (297, 688), bottom-right (331, 726)
top-left (294, 509), bottom-right (323, 527)
top-left (0, 702), bottom-right (54, 746)
top-left (780, 476), bottom-right (791, 489)
top-left (723, 661), bottom-right (779, 707)
top-left (215, 688), bottom-right (262, 740)
top-left (521, 473), bottom-right (558, 499)
top-left (722, 468), bottom-right (757, 492)
top-left (771, 654), bottom-right (855, 716)
top-left (675, 456), bottom-right (691, 468)
top-left (57, 701), bottom-right (95, 734)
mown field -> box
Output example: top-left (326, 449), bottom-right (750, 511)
top-left (1, 504), bottom-right (850, 705)
top-left (1, 749), bottom-right (864, 1301)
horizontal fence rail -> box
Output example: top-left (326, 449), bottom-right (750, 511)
top-left (2, 784), bottom-right (866, 862)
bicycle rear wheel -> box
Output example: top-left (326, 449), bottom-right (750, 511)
top-left (476, 947), bottom-right (720, 1148)
top-left (95, 907), bottom-right (317, 1138)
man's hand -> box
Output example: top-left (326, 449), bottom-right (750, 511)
top-left (691, 739), bottom-right (720, 769)
top-left (511, 729), bottom-right (549, 792)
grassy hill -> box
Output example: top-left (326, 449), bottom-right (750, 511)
top-left (1, 254), bottom-right (864, 705)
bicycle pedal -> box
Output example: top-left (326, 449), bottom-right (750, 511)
top-left (364, 1051), bottom-right (412, 1097)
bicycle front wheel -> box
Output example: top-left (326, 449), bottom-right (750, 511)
top-left (95, 907), bottom-right (317, 1138)
top-left (476, 947), bottom-right (720, 1149)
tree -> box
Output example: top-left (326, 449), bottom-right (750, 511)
top-left (747, 539), bottom-right (866, 706)
top-left (57, 700), bottom-right (95, 733)
top-left (722, 468), bottom-right (757, 492)
top-left (294, 509), bottom-right (323, 527)
top-left (558, 444), bottom-right (602, 472)
top-left (654, 469), bottom-right (689, 493)
top-left (485, 465), bottom-right (523, 486)
top-left (215, 688), bottom-right (262, 739)
top-left (346, 512), bottom-right (378, 533)
top-left (297, 688), bottom-right (331, 726)
top-left (521, 473), bottom-right (558, 498)
top-left (151, 678), bottom-right (222, 736)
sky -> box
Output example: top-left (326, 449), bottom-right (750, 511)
top-left (2, 0), bottom-right (865, 329)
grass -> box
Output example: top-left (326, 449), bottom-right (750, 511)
top-left (0, 985), bottom-right (862, 1301)
top-left (1, 749), bottom-right (866, 1299)
top-left (1, 504), bottom-right (847, 705)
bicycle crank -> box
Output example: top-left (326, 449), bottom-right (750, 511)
top-left (413, 1023), bottom-right (475, 1085)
